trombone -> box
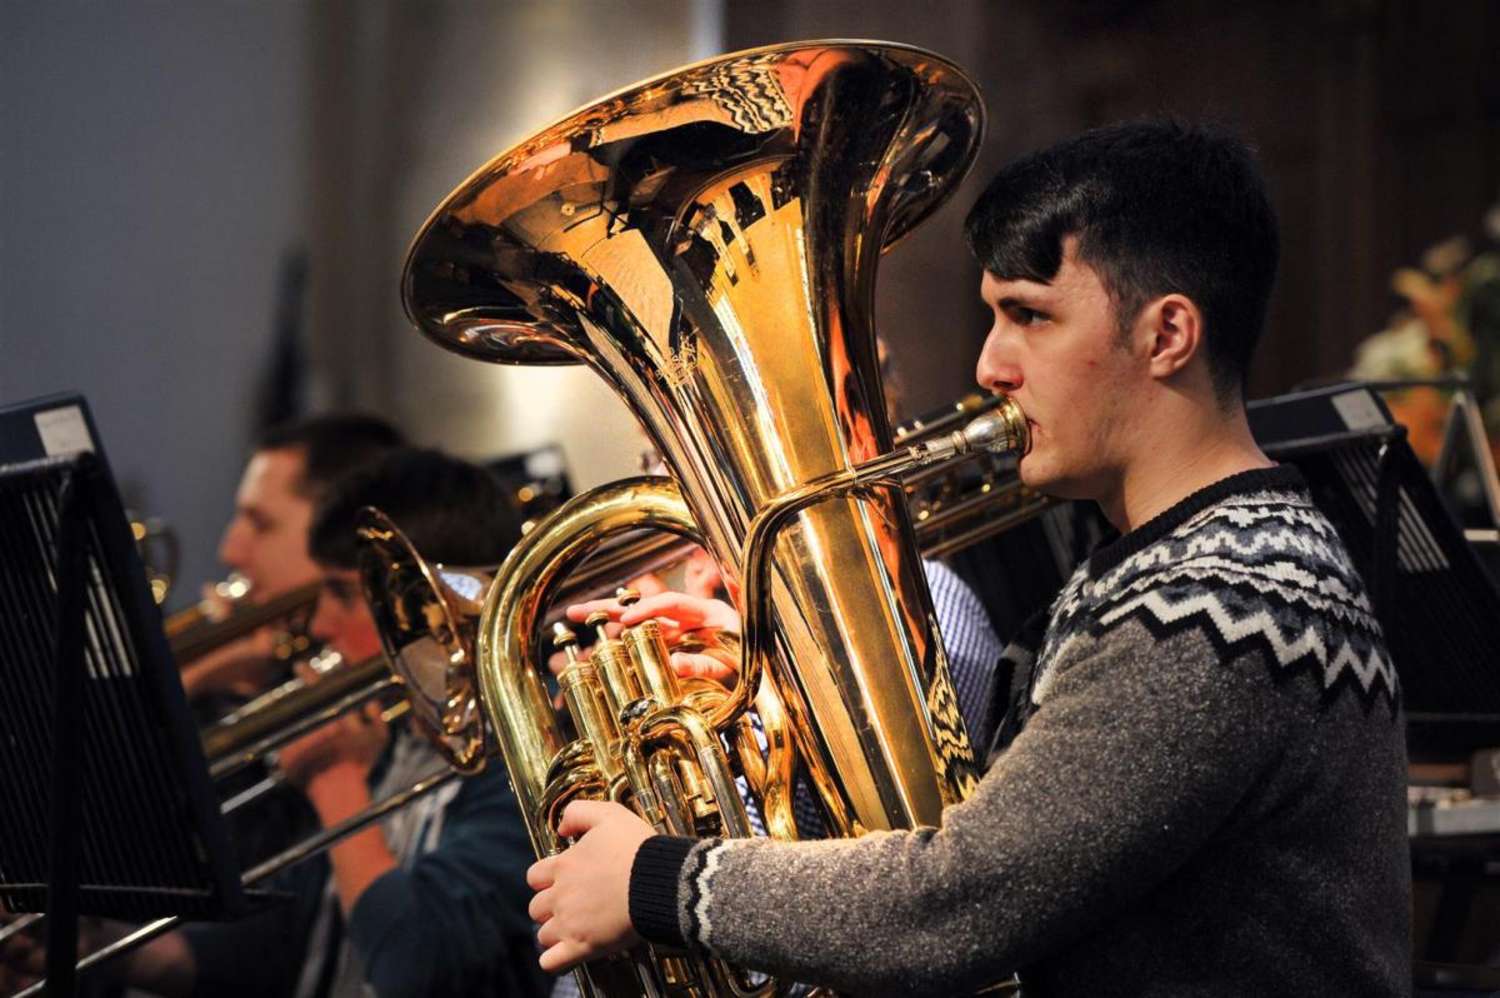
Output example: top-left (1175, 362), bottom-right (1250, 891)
top-left (166, 576), bottom-right (321, 665)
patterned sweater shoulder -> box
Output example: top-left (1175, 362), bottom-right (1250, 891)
top-left (1031, 465), bottom-right (1398, 713)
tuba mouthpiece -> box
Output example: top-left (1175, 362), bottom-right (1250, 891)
top-left (912, 397), bottom-right (1029, 467)
top-left (956, 397), bottom-right (1029, 458)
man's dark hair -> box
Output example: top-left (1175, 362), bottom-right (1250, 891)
top-left (964, 119), bottom-right (1279, 402)
top-left (254, 413), bottom-right (405, 502)
top-left (308, 448), bottom-right (522, 570)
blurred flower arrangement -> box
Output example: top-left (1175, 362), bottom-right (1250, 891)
top-left (1349, 200), bottom-right (1500, 465)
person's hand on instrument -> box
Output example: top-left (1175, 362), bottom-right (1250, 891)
top-left (274, 663), bottom-right (387, 791)
top-left (526, 801), bottom-right (655, 973)
top-left (566, 591), bottom-right (741, 685)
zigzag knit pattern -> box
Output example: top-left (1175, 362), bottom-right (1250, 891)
top-left (1033, 469), bottom-right (1400, 711)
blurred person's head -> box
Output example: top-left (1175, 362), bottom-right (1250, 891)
top-left (306, 448), bottom-right (523, 662)
top-left (217, 414), bottom-right (404, 596)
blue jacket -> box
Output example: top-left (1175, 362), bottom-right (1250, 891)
top-left (184, 759), bottom-right (548, 997)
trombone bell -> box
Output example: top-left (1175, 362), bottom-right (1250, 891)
top-left (356, 507), bottom-right (491, 774)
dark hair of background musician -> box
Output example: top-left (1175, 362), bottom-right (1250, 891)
top-left (963, 118), bottom-right (1280, 405)
top-left (254, 413), bottom-right (406, 502)
top-left (308, 447), bottom-right (523, 569)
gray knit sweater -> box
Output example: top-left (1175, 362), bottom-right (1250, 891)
top-left (629, 467), bottom-right (1411, 996)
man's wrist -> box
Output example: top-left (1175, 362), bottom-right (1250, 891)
top-left (628, 835), bottom-right (698, 948)
top-left (303, 763), bottom-right (373, 823)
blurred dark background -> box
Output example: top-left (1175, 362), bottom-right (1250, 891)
top-left (4, 0), bottom-right (1498, 606)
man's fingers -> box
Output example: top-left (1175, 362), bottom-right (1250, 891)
top-left (617, 591), bottom-right (702, 627)
top-left (671, 652), bottom-right (736, 684)
top-left (526, 856), bottom-right (556, 890)
top-left (564, 598), bottom-right (623, 623)
top-left (555, 799), bottom-right (621, 839)
top-left (539, 939), bottom-right (590, 974)
top-left (528, 887), bottom-right (553, 924)
top-left (536, 915), bottom-right (562, 949)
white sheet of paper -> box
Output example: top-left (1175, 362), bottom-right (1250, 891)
top-left (1331, 389), bottom-right (1388, 432)
top-left (34, 405), bottom-right (96, 456)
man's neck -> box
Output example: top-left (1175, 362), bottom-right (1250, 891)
top-left (1099, 405), bottom-right (1274, 533)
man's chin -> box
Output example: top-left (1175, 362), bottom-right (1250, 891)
top-left (1017, 461), bottom-right (1088, 502)
top-left (1016, 457), bottom-right (1052, 492)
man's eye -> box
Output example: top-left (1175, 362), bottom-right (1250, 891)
top-left (325, 579), bottom-right (358, 606)
top-left (1007, 305), bottom-right (1045, 326)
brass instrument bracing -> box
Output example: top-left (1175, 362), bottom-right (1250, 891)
top-left (402, 40), bottom-right (1029, 996)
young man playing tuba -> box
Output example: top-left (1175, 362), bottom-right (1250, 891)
top-left (525, 120), bottom-right (1411, 996)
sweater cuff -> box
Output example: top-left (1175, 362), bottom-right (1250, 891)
top-left (629, 835), bottom-right (696, 947)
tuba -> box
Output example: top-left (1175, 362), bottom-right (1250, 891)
top-left (402, 40), bottom-right (1025, 994)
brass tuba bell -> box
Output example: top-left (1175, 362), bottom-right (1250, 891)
top-left (402, 39), bottom-right (1026, 996)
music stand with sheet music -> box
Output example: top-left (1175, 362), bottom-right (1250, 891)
top-left (1248, 382), bottom-right (1500, 758)
top-left (0, 394), bottom-right (277, 994)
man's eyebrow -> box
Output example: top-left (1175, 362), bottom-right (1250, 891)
top-left (997, 293), bottom-right (1050, 309)
top-left (240, 505), bottom-right (273, 530)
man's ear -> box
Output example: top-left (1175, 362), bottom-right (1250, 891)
top-left (1140, 293), bottom-right (1203, 380)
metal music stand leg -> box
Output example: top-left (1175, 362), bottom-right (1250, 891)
top-left (44, 465), bottom-right (88, 998)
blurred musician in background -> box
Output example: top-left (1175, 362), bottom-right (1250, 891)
top-left (181, 447), bottom-right (545, 997)
top-left (3, 448), bottom-right (548, 997)
top-left (179, 415), bottom-right (403, 707)
top-left (527, 120), bottom-right (1412, 996)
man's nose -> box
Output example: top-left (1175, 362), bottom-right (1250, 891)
top-left (975, 330), bottom-right (1023, 394)
top-left (308, 594), bottom-right (335, 644)
top-left (218, 519), bottom-right (249, 571)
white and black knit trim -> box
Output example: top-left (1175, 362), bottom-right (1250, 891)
top-left (1036, 468), bottom-right (1399, 711)
top-left (629, 835), bottom-right (699, 949)
top-left (680, 838), bottom-right (726, 947)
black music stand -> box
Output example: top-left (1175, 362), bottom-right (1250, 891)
top-left (0, 395), bottom-right (275, 995)
top-left (1248, 383), bottom-right (1500, 757)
